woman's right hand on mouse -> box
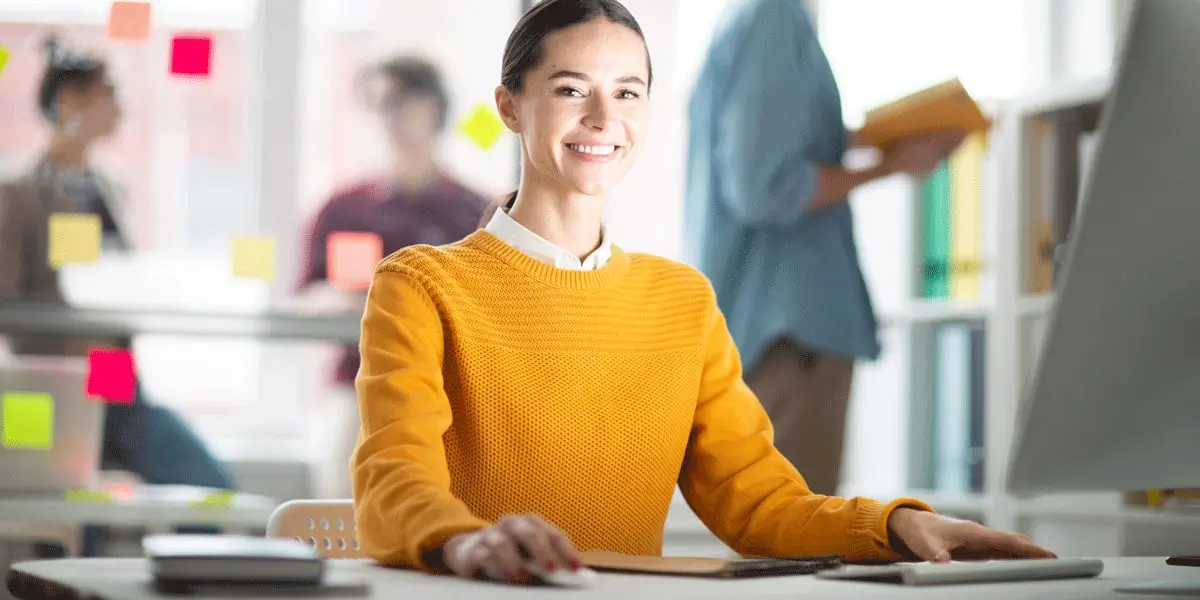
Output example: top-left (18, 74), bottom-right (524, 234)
top-left (442, 514), bottom-right (583, 583)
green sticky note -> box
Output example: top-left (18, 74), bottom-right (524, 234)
top-left (2, 392), bottom-right (54, 450)
top-left (457, 104), bottom-right (505, 150)
top-left (191, 490), bottom-right (235, 508)
top-left (65, 489), bottom-right (112, 503)
top-left (0, 45), bottom-right (10, 78)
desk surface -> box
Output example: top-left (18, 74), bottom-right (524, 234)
top-left (6, 557), bottom-right (1194, 600)
top-left (0, 301), bottom-right (361, 343)
top-left (0, 485), bottom-right (276, 528)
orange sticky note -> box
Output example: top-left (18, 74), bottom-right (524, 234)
top-left (107, 2), bottom-right (152, 42)
top-left (327, 232), bottom-right (383, 291)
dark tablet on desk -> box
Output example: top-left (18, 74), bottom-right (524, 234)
top-left (152, 573), bottom-right (371, 597)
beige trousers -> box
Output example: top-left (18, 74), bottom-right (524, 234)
top-left (744, 340), bottom-right (855, 497)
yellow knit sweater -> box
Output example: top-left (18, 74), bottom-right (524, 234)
top-left (352, 230), bottom-right (931, 570)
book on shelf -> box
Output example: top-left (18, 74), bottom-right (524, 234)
top-left (858, 78), bottom-right (992, 149)
top-left (930, 322), bottom-right (987, 494)
top-left (919, 131), bottom-right (989, 300)
top-left (1026, 113), bottom-right (1103, 294)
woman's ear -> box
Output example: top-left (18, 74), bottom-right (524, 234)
top-left (494, 84), bottom-right (521, 134)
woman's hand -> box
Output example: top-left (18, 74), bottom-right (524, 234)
top-left (887, 508), bottom-right (1056, 563)
top-left (442, 514), bottom-right (583, 583)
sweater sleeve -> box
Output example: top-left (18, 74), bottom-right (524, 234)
top-left (678, 295), bottom-right (934, 562)
top-left (352, 264), bottom-right (489, 571)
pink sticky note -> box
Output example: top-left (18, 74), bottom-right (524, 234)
top-left (86, 348), bottom-right (136, 404)
top-left (169, 35), bottom-right (213, 77)
top-left (108, 2), bottom-right (152, 42)
top-left (327, 232), bottom-right (383, 291)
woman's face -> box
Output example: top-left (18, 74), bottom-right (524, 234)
top-left (60, 74), bottom-right (122, 140)
top-left (498, 19), bottom-right (650, 199)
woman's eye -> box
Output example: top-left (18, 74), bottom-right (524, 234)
top-left (617, 89), bottom-right (640, 100)
top-left (556, 87), bottom-right (584, 97)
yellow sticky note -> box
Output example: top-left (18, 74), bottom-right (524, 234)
top-left (107, 2), bottom-right (152, 42)
top-left (191, 490), bottom-right (235, 508)
top-left (0, 45), bottom-right (11, 79)
top-left (65, 489), bottom-right (113, 503)
top-left (457, 104), bottom-right (505, 150)
top-left (49, 213), bottom-right (102, 268)
top-left (2, 392), bottom-right (54, 450)
top-left (231, 236), bottom-right (276, 280)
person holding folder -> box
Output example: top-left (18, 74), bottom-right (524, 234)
top-left (353, 0), bottom-right (1050, 585)
top-left (683, 0), bottom-right (967, 497)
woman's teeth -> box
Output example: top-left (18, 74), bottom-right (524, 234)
top-left (567, 144), bottom-right (617, 156)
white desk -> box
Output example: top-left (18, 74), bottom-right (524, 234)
top-left (0, 485), bottom-right (276, 556)
top-left (5, 557), bottom-right (1195, 599)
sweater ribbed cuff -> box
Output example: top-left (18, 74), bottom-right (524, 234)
top-left (845, 497), bottom-right (936, 564)
top-left (411, 517), bottom-right (491, 573)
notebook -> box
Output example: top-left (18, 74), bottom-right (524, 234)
top-left (143, 534), bottom-right (324, 585)
top-left (580, 550), bottom-right (842, 578)
top-left (857, 78), bottom-right (991, 149)
top-left (815, 558), bottom-right (1104, 586)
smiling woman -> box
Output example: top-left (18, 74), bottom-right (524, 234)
top-left (349, 0), bottom-right (1052, 587)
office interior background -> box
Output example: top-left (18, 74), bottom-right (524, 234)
top-left (1, 0), bottom-right (1195, 561)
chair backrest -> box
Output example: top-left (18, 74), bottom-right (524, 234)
top-left (266, 499), bottom-right (363, 558)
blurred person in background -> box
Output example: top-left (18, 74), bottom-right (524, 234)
top-left (685, 0), bottom-right (965, 496)
top-left (0, 36), bottom-right (236, 557)
top-left (296, 55), bottom-right (488, 499)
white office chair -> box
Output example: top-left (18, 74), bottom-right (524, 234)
top-left (266, 499), bottom-right (363, 558)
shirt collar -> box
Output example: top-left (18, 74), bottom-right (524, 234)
top-left (484, 207), bottom-right (612, 271)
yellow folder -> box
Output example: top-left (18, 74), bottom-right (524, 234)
top-left (858, 79), bottom-right (991, 149)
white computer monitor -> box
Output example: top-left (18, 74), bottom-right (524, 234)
top-left (1008, 0), bottom-right (1200, 496)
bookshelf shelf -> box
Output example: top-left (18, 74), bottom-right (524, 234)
top-left (1017, 294), bottom-right (1054, 317)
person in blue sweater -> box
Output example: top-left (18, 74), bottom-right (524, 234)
top-left (684, 0), bottom-right (965, 495)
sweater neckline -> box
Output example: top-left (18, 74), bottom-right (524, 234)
top-left (463, 229), bottom-right (631, 290)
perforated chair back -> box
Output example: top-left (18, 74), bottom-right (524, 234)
top-left (266, 499), bottom-right (363, 558)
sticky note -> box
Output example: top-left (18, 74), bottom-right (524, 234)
top-left (0, 45), bottom-right (10, 79)
top-left (232, 235), bottom-right (276, 280)
top-left (86, 348), bottom-right (136, 404)
top-left (458, 104), bottom-right (505, 150)
top-left (191, 490), bottom-right (235, 508)
top-left (169, 34), bottom-right (213, 77)
top-left (107, 2), bottom-right (152, 42)
top-left (65, 489), bottom-right (112, 503)
top-left (327, 231), bottom-right (383, 291)
top-left (48, 213), bottom-right (101, 268)
top-left (1, 392), bottom-right (54, 450)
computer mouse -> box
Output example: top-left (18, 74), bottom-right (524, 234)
top-left (526, 562), bottom-right (598, 588)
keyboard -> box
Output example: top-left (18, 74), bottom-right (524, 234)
top-left (815, 558), bottom-right (1105, 586)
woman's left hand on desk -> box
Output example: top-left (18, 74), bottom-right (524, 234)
top-left (887, 508), bottom-right (1057, 563)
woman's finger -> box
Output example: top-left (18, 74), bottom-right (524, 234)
top-left (481, 529), bottom-right (527, 581)
top-left (973, 529), bottom-right (1056, 559)
top-left (466, 543), bottom-right (505, 581)
top-left (501, 516), bottom-right (562, 571)
top-left (544, 525), bottom-right (583, 569)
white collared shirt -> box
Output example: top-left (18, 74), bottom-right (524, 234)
top-left (484, 208), bottom-right (612, 271)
